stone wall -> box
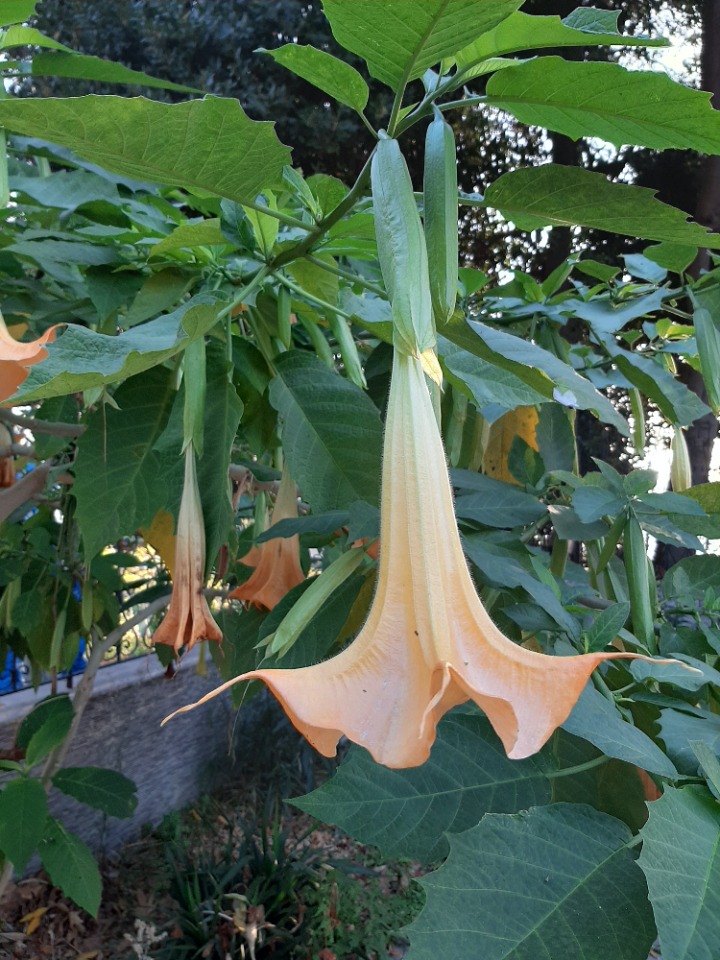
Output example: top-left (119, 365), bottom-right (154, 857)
top-left (0, 652), bottom-right (242, 854)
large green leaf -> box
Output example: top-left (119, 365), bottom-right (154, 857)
top-left (439, 335), bottom-right (548, 420)
top-left (0, 1), bottom-right (38, 26)
top-left (294, 712), bottom-right (554, 862)
top-left (38, 818), bottom-right (102, 917)
top-left (0, 779), bottom-right (48, 872)
top-left (28, 52), bottom-right (204, 94)
top-left (0, 96), bottom-right (291, 203)
top-left (447, 319), bottom-right (629, 435)
top-left (484, 165), bottom-right (720, 247)
top-left (563, 684), bottom-right (678, 779)
top-left (321, 0), bottom-right (521, 90)
top-left (486, 58), bottom-right (720, 153)
top-left (455, 9), bottom-right (665, 64)
top-left (262, 44), bottom-right (369, 113)
top-left (269, 351), bottom-right (383, 513)
top-left (610, 349), bottom-right (711, 428)
top-left (73, 367), bottom-right (178, 559)
top-left (52, 767), bottom-right (138, 819)
top-left (406, 804), bottom-right (656, 960)
top-left (639, 786), bottom-right (720, 960)
top-left (13, 293), bottom-right (225, 403)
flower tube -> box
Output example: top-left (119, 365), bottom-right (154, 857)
top-left (152, 445), bottom-right (222, 656)
top-left (165, 352), bottom-right (653, 767)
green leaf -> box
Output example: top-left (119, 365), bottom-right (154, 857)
top-left (16, 695), bottom-right (73, 750)
top-left (610, 350), bottom-right (711, 428)
top-left (484, 165), bottom-right (720, 247)
top-left (269, 351), bottom-right (383, 513)
top-left (262, 44), bottom-right (369, 113)
top-left (406, 803), bottom-right (656, 960)
top-left (0, 96), bottom-right (291, 204)
top-left (0, 779), bottom-right (48, 873)
top-left (73, 367), bottom-right (178, 559)
top-left (639, 786), bottom-right (720, 960)
top-left (462, 534), bottom-right (578, 635)
top-left (658, 709), bottom-right (720, 776)
top-left (536, 403), bottom-right (575, 472)
top-left (322, 0), bottom-right (521, 90)
top-left (563, 684), bottom-right (678, 778)
top-left (13, 293), bottom-right (225, 403)
top-left (450, 319), bottom-right (629, 435)
top-left (585, 602), bottom-right (631, 653)
top-left (455, 10), bottom-right (664, 65)
top-left (151, 218), bottom-right (229, 257)
top-left (52, 768), bottom-right (138, 819)
top-left (439, 335), bottom-right (548, 419)
top-left (487, 58), bottom-right (720, 153)
top-left (38, 818), bottom-right (102, 917)
top-left (663, 555), bottom-right (720, 602)
top-left (644, 243), bottom-right (697, 274)
top-left (28, 51), bottom-right (204, 94)
top-left (9, 168), bottom-right (120, 211)
top-left (25, 712), bottom-right (73, 768)
top-left (294, 712), bottom-right (554, 862)
top-left (691, 285), bottom-right (720, 414)
top-left (0, 1), bottom-right (38, 26)
top-left (212, 607), bottom-right (267, 708)
top-left (453, 476), bottom-right (546, 528)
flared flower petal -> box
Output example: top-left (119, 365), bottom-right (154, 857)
top-left (166, 353), bottom-right (659, 767)
top-left (229, 470), bottom-right (304, 611)
top-left (0, 312), bottom-right (59, 404)
top-left (152, 446), bottom-right (222, 656)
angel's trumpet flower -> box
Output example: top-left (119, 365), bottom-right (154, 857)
top-left (0, 311), bottom-right (58, 404)
top-left (152, 446), bottom-right (222, 656)
top-left (165, 353), bottom-right (651, 768)
top-left (229, 470), bottom-right (305, 611)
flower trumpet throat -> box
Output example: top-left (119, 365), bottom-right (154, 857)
top-left (152, 445), bottom-right (222, 656)
top-left (165, 353), bottom-right (652, 767)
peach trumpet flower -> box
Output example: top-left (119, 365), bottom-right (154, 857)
top-left (0, 311), bottom-right (58, 404)
top-left (152, 445), bottom-right (222, 656)
top-left (165, 352), bottom-right (650, 768)
top-left (229, 470), bottom-right (305, 611)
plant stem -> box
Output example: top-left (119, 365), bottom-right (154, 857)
top-left (241, 198), bottom-right (312, 232)
top-left (268, 154), bottom-right (374, 272)
top-left (277, 274), bottom-right (353, 322)
top-left (304, 254), bottom-right (387, 298)
top-left (0, 410), bottom-right (85, 437)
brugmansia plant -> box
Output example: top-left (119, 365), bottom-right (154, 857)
top-left (1, 1), bottom-right (720, 957)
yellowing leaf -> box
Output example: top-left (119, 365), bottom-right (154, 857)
top-left (483, 406), bottom-right (539, 483)
top-left (140, 508), bottom-right (176, 577)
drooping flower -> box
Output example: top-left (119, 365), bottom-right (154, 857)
top-left (0, 311), bottom-right (58, 404)
top-left (152, 445), bottom-right (222, 656)
top-left (228, 470), bottom-right (305, 611)
top-left (165, 353), bottom-right (654, 768)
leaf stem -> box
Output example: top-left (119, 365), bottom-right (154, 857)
top-left (304, 254), bottom-right (387, 298)
top-left (546, 754), bottom-right (610, 779)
